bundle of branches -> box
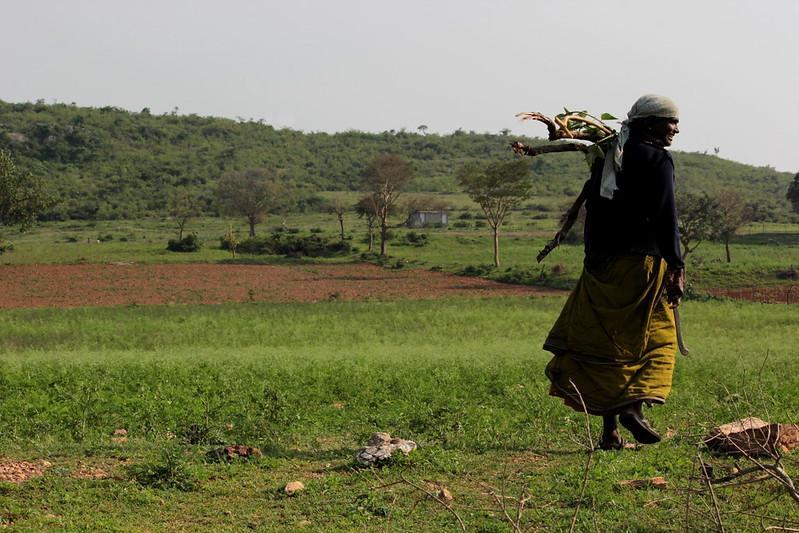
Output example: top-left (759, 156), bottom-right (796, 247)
top-left (510, 109), bottom-right (617, 262)
top-left (510, 109), bottom-right (617, 159)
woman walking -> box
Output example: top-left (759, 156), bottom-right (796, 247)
top-left (543, 94), bottom-right (685, 450)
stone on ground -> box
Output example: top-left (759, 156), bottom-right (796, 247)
top-left (355, 432), bottom-right (417, 466)
top-left (206, 444), bottom-right (263, 462)
top-left (284, 481), bottom-right (305, 496)
top-left (704, 417), bottom-right (799, 456)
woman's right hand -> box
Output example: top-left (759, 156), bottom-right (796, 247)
top-left (665, 267), bottom-right (685, 307)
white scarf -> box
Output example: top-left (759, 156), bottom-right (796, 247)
top-left (599, 95), bottom-right (679, 199)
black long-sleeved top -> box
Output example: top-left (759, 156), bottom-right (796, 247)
top-left (583, 138), bottom-right (684, 269)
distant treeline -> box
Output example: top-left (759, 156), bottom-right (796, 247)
top-left (0, 99), bottom-right (794, 221)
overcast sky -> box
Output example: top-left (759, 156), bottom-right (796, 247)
top-left (2, 0), bottom-right (797, 172)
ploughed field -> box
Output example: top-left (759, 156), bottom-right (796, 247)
top-left (0, 262), bottom-right (562, 308)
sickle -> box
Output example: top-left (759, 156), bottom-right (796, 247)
top-left (674, 307), bottom-right (690, 356)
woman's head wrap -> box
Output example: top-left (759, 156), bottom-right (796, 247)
top-left (600, 94), bottom-right (679, 199)
top-left (626, 94), bottom-right (680, 123)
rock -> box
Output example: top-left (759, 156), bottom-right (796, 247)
top-left (438, 487), bottom-right (454, 502)
top-left (355, 432), bottom-right (417, 466)
top-left (367, 432), bottom-right (392, 446)
top-left (206, 444), bottom-right (263, 462)
top-left (618, 476), bottom-right (668, 489)
top-left (284, 481), bottom-right (305, 496)
top-left (778, 424), bottom-right (799, 452)
top-left (704, 417), bottom-right (782, 456)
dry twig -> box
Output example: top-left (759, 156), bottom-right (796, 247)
top-left (398, 472), bottom-right (466, 532)
top-left (567, 379), bottom-right (595, 533)
top-left (698, 453), bottom-right (726, 532)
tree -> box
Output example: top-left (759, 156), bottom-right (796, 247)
top-left (168, 188), bottom-right (200, 240)
top-left (355, 195), bottom-right (378, 252)
top-left (215, 169), bottom-right (286, 237)
top-left (711, 189), bottom-right (752, 263)
top-left (417, 125), bottom-right (428, 136)
top-left (0, 149), bottom-right (51, 248)
top-left (457, 159), bottom-right (532, 266)
top-left (787, 172), bottom-right (799, 213)
top-left (676, 192), bottom-right (718, 259)
top-left (329, 199), bottom-right (347, 241)
top-left (360, 154), bottom-right (414, 256)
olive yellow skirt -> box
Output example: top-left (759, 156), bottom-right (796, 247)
top-left (544, 255), bottom-right (677, 415)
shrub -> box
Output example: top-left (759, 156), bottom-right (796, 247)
top-left (167, 233), bottom-right (201, 252)
top-left (219, 232), bottom-right (239, 251)
top-left (98, 233), bottom-right (114, 242)
top-left (271, 226), bottom-right (301, 234)
top-left (179, 422), bottom-right (223, 445)
top-left (474, 220), bottom-right (486, 228)
top-left (456, 264), bottom-right (495, 277)
top-left (0, 242), bottom-right (14, 254)
top-left (399, 231), bottom-right (429, 247)
top-left (524, 202), bottom-right (555, 212)
top-left (458, 212), bottom-right (474, 220)
top-left (237, 233), bottom-right (352, 257)
top-left (309, 227), bottom-right (324, 234)
top-left (452, 221), bottom-right (470, 228)
top-left (492, 267), bottom-right (534, 285)
top-left (128, 448), bottom-right (197, 491)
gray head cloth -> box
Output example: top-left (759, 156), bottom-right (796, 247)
top-left (600, 94), bottom-right (679, 199)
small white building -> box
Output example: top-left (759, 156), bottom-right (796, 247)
top-left (407, 210), bottom-right (448, 228)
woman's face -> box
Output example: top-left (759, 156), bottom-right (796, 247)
top-left (650, 118), bottom-right (680, 146)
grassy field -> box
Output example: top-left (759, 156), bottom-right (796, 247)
top-left (1, 210), bottom-right (798, 529)
top-left (0, 297), bottom-right (798, 530)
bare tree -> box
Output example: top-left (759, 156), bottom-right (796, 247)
top-left (457, 159), bottom-right (532, 267)
top-left (360, 154), bottom-right (414, 256)
top-left (711, 189), bottom-right (752, 263)
top-left (215, 169), bottom-right (286, 237)
top-left (330, 199), bottom-right (346, 241)
top-left (355, 195), bottom-right (378, 252)
top-left (168, 188), bottom-right (200, 240)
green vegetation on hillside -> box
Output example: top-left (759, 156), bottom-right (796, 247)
top-left (1, 99), bottom-right (795, 222)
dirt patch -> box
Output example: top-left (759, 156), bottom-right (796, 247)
top-left (708, 285), bottom-right (799, 304)
top-left (71, 466), bottom-right (112, 480)
top-left (0, 460), bottom-right (51, 483)
top-left (0, 263), bottom-right (563, 309)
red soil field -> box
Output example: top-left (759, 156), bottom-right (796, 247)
top-left (0, 263), bottom-right (563, 309)
top-left (708, 285), bottom-right (799, 305)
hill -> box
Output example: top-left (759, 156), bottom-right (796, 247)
top-left (0, 100), bottom-right (794, 221)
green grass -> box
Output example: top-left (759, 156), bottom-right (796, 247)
top-left (1, 297), bottom-right (798, 530)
